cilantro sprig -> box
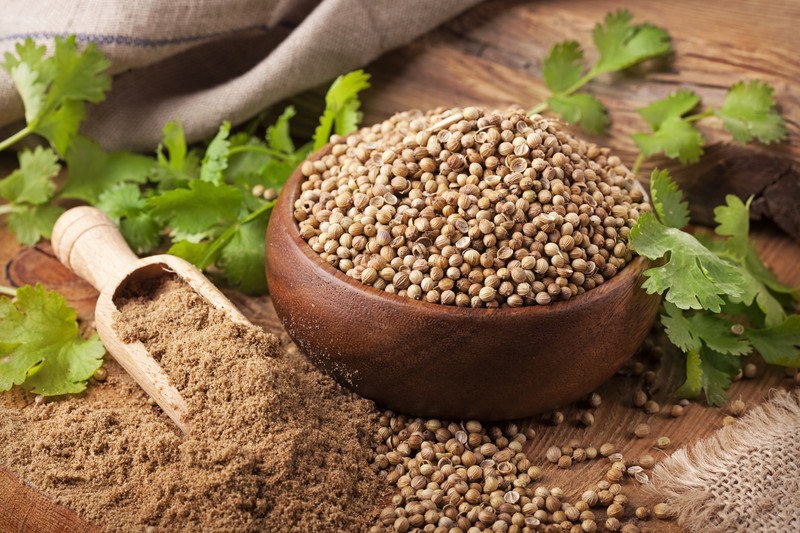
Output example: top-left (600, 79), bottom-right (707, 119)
top-left (630, 81), bottom-right (787, 173)
top-left (630, 170), bottom-right (799, 405)
top-left (532, 10), bottom-right (672, 134)
top-left (0, 284), bottom-right (105, 396)
top-left (0, 33), bottom-right (370, 293)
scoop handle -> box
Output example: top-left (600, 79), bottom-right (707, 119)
top-left (52, 206), bottom-right (140, 293)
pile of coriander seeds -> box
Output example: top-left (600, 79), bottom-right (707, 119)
top-left (294, 106), bottom-right (650, 307)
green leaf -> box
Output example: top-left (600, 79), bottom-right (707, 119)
top-left (649, 168), bottom-right (689, 228)
top-left (661, 302), bottom-right (751, 356)
top-left (676, 348), bottom-right (740, 406)
top-left (61, 136), bottom-right (154, 203)
top-left (638, 89), bottom-right (700, 130)
top-left (313, 70), bottom-right (371, 150)
top-left (47, 36), bottom-right (110, 105)
top-left (2, 39), bottom-right (51, 125)
top-left (713, 194), bottom-right (751, 259)
top-left (33, 99), bottom-right (86, 156)
top-left (687, 314), bottom-right (752, 356)
top-left (630, 211), bottom-right (746, 312)
top-left (591, 10), bottom-right (672, 75)
top-left (158, 120), bottom-right (188, 171)
top-left (0, 146), bottom-right (60, 205)
top-left (147, 180), bottom-right (244, 236)
top-left (200, 121), bottom-right (231, 184)
top-left (7, 204), bottom-right (64, 246)
top-left (746, 315), bottom-right (800, 367)
top-left (96, 184), bottom-right (161, 253)
top-left (96, 183), bottom-right (146, 221)
top-left (219, 212), bottom-right (270, 293)
top-left (632, 116), bottom-right (705, 164)
top-left (120, 213), bottom-right (161, 254)
top-left (661, 302), bottom-right (701, 353)
top-left (542, 41), bottom-right (585, 94)
top-left (5, 61), bottom-right (46, 124)
top-left (266, 105), bottom-right (296, 154)
top-left (0, 284), bottom-right (104, 395)
top-left (676, 349), bottom-right (703, 399)
top-left (716, 80), bottom-right (787, 144)
top-left (547, 93), bottom-right (609, 134)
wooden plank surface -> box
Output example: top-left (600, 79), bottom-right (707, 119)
top-left (2, 0), bottom-right (800, 531)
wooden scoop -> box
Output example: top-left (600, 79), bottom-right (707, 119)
top-left (52, 206), bottom-right (253, 432)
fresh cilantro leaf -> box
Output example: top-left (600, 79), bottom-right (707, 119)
top-left (1, 37), bottom-right (111, 155)
top-left (7, 204), bottom-right (64, 246)
top-left (713, 194), bottom-right (751, 259)
top-left (34, 99), bottom-right (86, 156)
top-left (0, 146), bottom-right (60, 205)
top-left (158, 120), bottom-right (188, 171)
top-left (4, 60), bottom-right (46, 124)
top-left (630, 211), bottom-right (745, 312)
top-left (744, 243), bottom-right (798, 298)
top-left (267, 106), bottom-right (296, 154)
top-left (313, 70), bottom-right (371, 150)
top-left (676, 347), bottom-right (740, 406)
top-left (200, 121), bottom-right (231, 184)
top-left (716, 80), bottom-right (787, 144)
top-left (676, 349), bottom-right (703, 399)
top-left (61, 136), bottom-right (153, 203)
top-left (542, 41), bottom-right (585, 94)
top-left (661, 302), bottom-right (701, 352)
top-left (0, 284), bottom-right (104, 395)
top-left (547, 93), bottom-right (609, 134)
top-left (120, 213), bottom-right (161, 254)
top-left (661, 302), bottom-right (751, 356)
top-left (746, 315), bottom-right (800, 367)
top-left (147, 180), bottom-right (244, 236)
top-left (97, 184), bottom-right (161, 253)
top-left (687, 314), bottom-right (752, 355)
top-left (590, 10), bottom-right (671, 75)
top-left (649, 168), bottom-right (689, 228)
top-left (48, 36), bottom-right (110, 105)
top-left (637, 89), bottom-right (700, 130)
top-left (218, 212), bottom-right (270, 293)
top-left (632, 116), bottom-right (704, 164)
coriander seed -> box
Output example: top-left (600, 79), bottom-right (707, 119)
top-left (653, 503), bottom-right (672, 520)
top-left (655, 436), bottom-right (671, 449)
top-left (633, 423), bottom-right (650, 438)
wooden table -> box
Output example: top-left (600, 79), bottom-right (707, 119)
top-left (2, 0), bottom-right (799, 531)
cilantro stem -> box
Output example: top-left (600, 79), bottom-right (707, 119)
top-left (0, 125), bottom-right (33, 152)
top-left (632, 153), bottom-right (646, 176)
top-left (241, 200), bottom-right (275, 224)
top-left (529, 102), bottom-right (549, 115)
top-left (0, 285), bottom-right (17, 297)
top-left (684, 109), bottom-right (715, 123)
top-left (227, 145), bottom-right (290, 161)
top-left (0, 204), bottom-right (19, 215)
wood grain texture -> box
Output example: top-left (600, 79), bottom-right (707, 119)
top-left (2, 0), bottom-right (800, 530)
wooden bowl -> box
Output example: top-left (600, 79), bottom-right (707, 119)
top-left (265, 147), bottom-right (661, 420)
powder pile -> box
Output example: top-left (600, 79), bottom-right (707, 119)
top-left (0, 275), bottom-right (380, 532)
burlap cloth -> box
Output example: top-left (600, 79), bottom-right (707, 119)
top-left (651, 389), bottom-right (800, 532)
top-left (0, 0), bottom-right (481, 151)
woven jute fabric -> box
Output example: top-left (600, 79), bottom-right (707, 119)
top-left (651, 389), bottom-right (800, 532)
top-left (0, 0), bottom-right (481, 150)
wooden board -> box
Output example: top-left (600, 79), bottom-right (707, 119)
top-left (2, 0), bottom-right (800, 531)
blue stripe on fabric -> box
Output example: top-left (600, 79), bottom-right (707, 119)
top-left (0, 24), bottom-right (272, 47)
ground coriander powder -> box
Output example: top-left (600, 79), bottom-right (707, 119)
top-left (0, 275), bottom-right (380, 532)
